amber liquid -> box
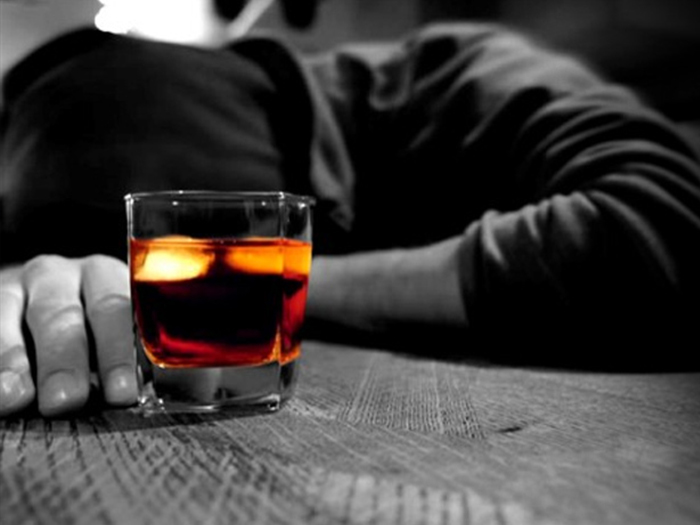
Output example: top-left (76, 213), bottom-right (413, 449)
top-left (130, 236), bottom-right (311, 368)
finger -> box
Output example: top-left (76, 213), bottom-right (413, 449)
top-left (24, 256), bottom-right (91, 417)
top-left (0, 267), bottom-right (36, 416)
top-left (81, 255), bottom-right (138, 407)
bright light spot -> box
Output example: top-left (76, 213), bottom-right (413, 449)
top-left (282, 241), bottom-right (312, 276)
top-left (224, 243), bottom-right (284, 275)
top-left (94, 0), bottom-right (221, 44)
top-left (94, 0), bottom-right (137, 35)
top-left (135, 238), bottom-right (215, 282)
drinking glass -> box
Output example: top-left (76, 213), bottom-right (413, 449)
top-left (125, 191), bottom-right (313, 415)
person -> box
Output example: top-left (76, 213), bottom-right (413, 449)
top-left (1, 0), bottom-right (699, 418)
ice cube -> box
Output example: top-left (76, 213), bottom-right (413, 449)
top-left (283, 241), bottom-right (312, 276)
top-left (135, 236), bottom-right (215, 281)
top-left (222, 243), bottom-right (284, 275)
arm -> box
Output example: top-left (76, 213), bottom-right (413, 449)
top-left (303, 24), bottom-right (700, 362)
top-left (307, 237), bottom-right (466, 340)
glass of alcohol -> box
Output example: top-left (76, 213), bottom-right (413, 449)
top-left (125, 191), bottom-right (313, 415)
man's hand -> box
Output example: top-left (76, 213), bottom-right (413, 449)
top-left (0, 255), bottom-right (138, 417)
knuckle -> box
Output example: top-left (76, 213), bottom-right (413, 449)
top-left (0, 344), bottom-right (31, 371)
top-left (84, 253), bottom-right (118, 267)
top-left (0, 288), bottom-right (24, 309)
top-left (25, 301), bottom-right (85, 337)
top-left (24, 254), bottom-right (67, 276)
top-left (0, 265), bottom-right (24, 287)
top-left (86, 293), bottom-right (131, 320)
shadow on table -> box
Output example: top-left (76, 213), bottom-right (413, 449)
top-left (3, 383), bottom-right (274, 433)
top-left (305, 319), bottom-right (699, 374)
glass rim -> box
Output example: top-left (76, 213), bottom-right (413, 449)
top-left (124, 190), bottom-right (315, 205)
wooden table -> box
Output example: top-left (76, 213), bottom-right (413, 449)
top-left (2, 341), bottom-right (700, 525)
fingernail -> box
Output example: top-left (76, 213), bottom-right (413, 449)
top-left (105, 365), bottom-right (138, 406)
top-left (41, 371), bottom-right (88, 417)
top-left (0, 370), bottom-right (34, 415)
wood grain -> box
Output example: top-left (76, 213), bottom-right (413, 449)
top-left (2, 341), bottom-right (700, 525)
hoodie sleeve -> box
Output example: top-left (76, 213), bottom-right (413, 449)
top-left (305, 23), bottom-right (700, 363)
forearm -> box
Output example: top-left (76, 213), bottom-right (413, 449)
top-left (310, 24), bottom-right (700, 361)
top-left (306, 236), bottom-right (467, 335)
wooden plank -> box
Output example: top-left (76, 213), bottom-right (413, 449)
top-left (2, 341), bottom-right (700, 525)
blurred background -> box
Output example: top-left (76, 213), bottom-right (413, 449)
top-left (1, 0), bottom-right (699, 127)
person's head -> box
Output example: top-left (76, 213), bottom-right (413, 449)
top-left (119, 0), bottom-right (322, 46)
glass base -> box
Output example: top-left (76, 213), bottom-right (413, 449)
top-left (137, 361), bottom-right (282, 416)
top-left (280, 358), bottom-right (301, 404)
